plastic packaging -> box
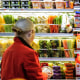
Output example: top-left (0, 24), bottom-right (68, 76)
top-left (55, 0), bottom-right (64, 9)
top-left (31, 0), bottom-right (41, 9)
top-left (53, 66), bottom-right (60, 70)
top-left (44, 0), bottom-right (53, 9)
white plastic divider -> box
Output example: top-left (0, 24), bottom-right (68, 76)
top-left (0, 33), bottom-right (74, 37)
top-left (35, 33), bottom-right (73, 37)
top-left (0, 32), bottom-right (15, 36)
top-left (34, 24), bottom-right (59, 25)
top-left (39, 57), bottom-right (75, 61)
top-left (0, 57), bottom-right (75, 61)
top-left (0, 9), bottom-right (74, 13)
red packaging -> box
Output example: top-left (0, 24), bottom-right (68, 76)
top-left (41, 63), bottom-right (48, 67)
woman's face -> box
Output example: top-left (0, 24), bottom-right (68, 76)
top-left (24, 29), bottom-right (35, 45)
top-left (31, 30), bottom-right (35, 43)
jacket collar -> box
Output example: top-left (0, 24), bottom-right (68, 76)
top-left (14, 37), bottom-right (33, 49)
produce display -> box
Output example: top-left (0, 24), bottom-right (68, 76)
top-left (0, 36), bottom-right (76, 58)
top-left (0, 13), bottom-right (74, 33)
top-left (0, 37), bottom-right (13, 56)
top-left (32, 36), bottom-right (76, 58)
top-left (40, 61), bottom-right (75, 79)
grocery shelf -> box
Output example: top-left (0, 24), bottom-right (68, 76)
top-left (35, 33), bottom-right (73, 37)
top-left (0, 33), bottom-right (74, 37)
top-left (0, 24), bottom-right (13, 25)
top-left (74, 50), bottom-right (80, 54)
top-left (39, 57), bottom-right (75, 61)
top-left (0, 33), bottom-right (14, 36)
top-left (0, 9), bottom-right (74, 13)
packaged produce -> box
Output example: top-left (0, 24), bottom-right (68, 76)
top-left (35, 25), bottom-right (50, 33)
top-left (65, 73), bottom-right (73, 77)
top-left (0, 38), bottom-right (13, 56)
top-left (44, 0), bottom-right (53, 9)
top-left (65, 77), bottom-right (74, 79)
top-left (50, 50), bottom-right (60, 57)
top-left (66, 66), bottom-right (74, 70)
top-left (64, 0), bottom-right (70, 9)
top-left (53, 66), bottom-right (60, 70)
top-left (41, 62), bottom-right (48, 67)
top-left (42, 66), bottom-right (53, 79)
top-left (31, 0), bottom-right (41, 9)
top-left (48, 63), bottom-right (53, 67)
top-left (53, 75), bottom-right (62, 79)
top-left (53, 73), bottom-right (62, 76)
top-left (0, 15), bottom-right (5, 32)
top-left (31, 41), bottom-right (40, 51)
top-left (65, 70), bottom-right (73, 74)
top-left (53, 70), bottom-right (61, 73)
top-left (55, 0), bottom-right (64, 9)
top-left (48, 15), bottom-right (62, 33)
top-left (3, 15), bottom-right (15, 32)
top-left (50, 40), bottom-right (59, 48)
top-left (38, 50), bottom-right (48, 57)
top-left (63, 40), bottom-right (70, 57)
top-left (64, 63), bottom-right (73, 67)
top-left (39, 40), bottom-right (48, 49)
top-left (70, 1), bottom-right (74, 9)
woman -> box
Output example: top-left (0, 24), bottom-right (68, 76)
top-left (1, 19), bottom-right (48, 80)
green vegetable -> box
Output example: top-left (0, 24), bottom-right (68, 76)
top-left (3, 15), bottom-right (15, 32)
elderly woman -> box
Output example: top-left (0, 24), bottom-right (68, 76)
top-left (1, 19), bottom-right (48, 80)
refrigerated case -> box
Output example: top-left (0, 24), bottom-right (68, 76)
top-left (0, 0), bottom-right (80, 79)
